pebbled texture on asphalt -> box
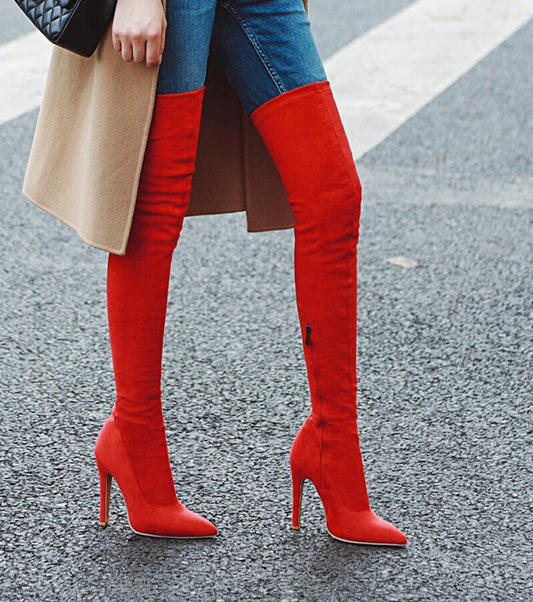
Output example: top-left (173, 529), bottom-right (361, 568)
top-left (1, 9), bottom-right (531, 602)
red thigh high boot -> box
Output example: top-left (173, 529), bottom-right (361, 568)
top-left (250, 80), bottom-right (406, 546)
top-left (94, 86), bottom-right (217, 538)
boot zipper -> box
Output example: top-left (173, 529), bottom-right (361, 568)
top-left (303, 321), bottom-right (324, 487)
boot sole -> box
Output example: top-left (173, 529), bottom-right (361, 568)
top-left (327, 528), bottom-right (406, 547)
top-left (129, 519), bottom-right (218, 539)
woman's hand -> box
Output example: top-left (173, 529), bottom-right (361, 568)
top-left (112, 0), bottom-right (167, 68)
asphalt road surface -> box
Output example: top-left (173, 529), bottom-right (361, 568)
top-left (1, 1), bottom-right (531, 600)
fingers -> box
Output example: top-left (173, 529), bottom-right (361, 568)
top-left (112, 36), bottom-right (145, 65)
top-left (145, 28), bottom-right (161, 68)
top-left (131, 30), bottom-right (147, 64)
top-left (112, 31), bottom-right (164, 68)
top-left (159, 20), bottom-right (167, 65)
top-left (112, 30), bottom-right (122, 53)
top-left (112, 29), bottom-right (134, 63)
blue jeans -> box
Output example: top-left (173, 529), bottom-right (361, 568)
top-left (156, 0), bottom-right (328, 115)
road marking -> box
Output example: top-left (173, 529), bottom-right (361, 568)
top-left (1, 0), bottom-right (532, 161)
top-left (325, 0), bottom-right (533, 157)
top-left (0, 31), bottom-right (52, 126)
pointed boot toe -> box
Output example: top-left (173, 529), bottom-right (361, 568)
top-left (128, 504), bottom-right (218, 539)
top-left (173, 506), bottom-right (218, 538)
top-left (326, 509), bottom-right (407, 546)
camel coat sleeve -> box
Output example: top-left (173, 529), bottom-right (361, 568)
top-left (22, 0), bottom-right (312, 254)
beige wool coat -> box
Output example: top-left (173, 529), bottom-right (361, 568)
top-left (23, 0), bottom-right (312, 255)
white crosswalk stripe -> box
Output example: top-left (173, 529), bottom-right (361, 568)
top-left (326, 0), bottom-right (533, 157)
top-left (0, 31), bottom-right (52, 126)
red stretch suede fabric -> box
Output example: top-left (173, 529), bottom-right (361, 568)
top-left (95, 87), bottom-right (217, 537)
top-left (250, 80), bottom-right (406, 545)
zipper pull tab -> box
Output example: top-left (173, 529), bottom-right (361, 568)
top-left (305, 323), bottom-right (312, 346)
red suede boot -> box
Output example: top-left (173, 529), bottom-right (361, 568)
top-left (94, 86), bottom-right (217, 538)
top-left (250, 80), bottom-right (407, 546)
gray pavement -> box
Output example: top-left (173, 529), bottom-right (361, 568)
top-left (1, 2), bottom-right (531, 601)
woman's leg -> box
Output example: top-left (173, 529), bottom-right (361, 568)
top-left (210, 0), bottom-right (327, 115)
top-left (210, 0), bottom-right (407, 545)
top-left (156, 1), bottom-right (217, 94)
top-left (95, 0), bottom-right (219, 537)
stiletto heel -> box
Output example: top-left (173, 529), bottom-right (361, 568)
top-left (291, 470), bottom-right (305, 530)
top-left (98, 462), bottom-right (112, 528)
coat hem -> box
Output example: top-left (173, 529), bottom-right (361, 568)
top-left (21, 185), bottom-right (126, 255)
top-left (246, 221), bottom-right (294, 233)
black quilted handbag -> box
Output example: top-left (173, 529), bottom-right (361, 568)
top-left (14, 0), bottom-right (117, 58)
